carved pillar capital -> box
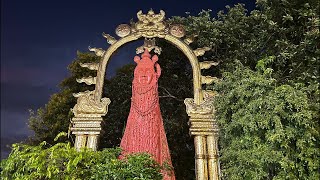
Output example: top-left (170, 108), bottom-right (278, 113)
top-left (70, 90), bottom-right (111, 151)
top-left (184, 95), bottom-right (218, 136)
top-left (72, 90), bottom-right (111, 117)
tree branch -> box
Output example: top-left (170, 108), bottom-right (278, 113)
top-left (158, 86), bottom-right (184, 102)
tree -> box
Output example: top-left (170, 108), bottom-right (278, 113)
top-left (171, 0), bottom-right (319, 83)
top-left (214, 63), bottom-right (319, 179)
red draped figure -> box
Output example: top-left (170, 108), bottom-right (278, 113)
top-left (120, 49), bottom-right (175, 180)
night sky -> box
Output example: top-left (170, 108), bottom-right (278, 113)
top-left (1, 0), bottom-right (254, 159)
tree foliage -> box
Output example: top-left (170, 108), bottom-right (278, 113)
top-left (214, 64), bottom-right (319, 179)
top-left (171, 0), bottom-right (319, 83)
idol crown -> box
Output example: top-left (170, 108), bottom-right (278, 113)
top-left (134, 49), bottom-right (158, 66)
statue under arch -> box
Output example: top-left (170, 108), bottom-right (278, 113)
top-left (120, 49), bottom-right (175, 180)
top-left (70, 9), bottom-right (220, 180)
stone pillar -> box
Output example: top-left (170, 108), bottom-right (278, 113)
top-left (87, 134), bottom-right (99, 151)
top-left (194, 136), bottom-right (208, 180)
top-left (185, 94), bottom-right (220, 180)
top-left (207, 135), bottom-right (219, 180)
top-left (75, 134), bottom-right (87, 151)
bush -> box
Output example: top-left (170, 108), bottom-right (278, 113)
top-left (1, 137), bottom-right (163, 180)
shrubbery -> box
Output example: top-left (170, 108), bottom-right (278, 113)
top-left (1, 134), bottom-right (163, 180)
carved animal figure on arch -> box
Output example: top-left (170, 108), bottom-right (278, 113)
top-left (120, 49), bottom-right (175, 180)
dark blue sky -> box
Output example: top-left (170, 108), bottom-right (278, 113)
top-left (1, 0), bottom-right (254, 159)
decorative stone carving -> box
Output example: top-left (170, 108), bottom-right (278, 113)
top-left (79, 62), bottom-right (99, 70)
top-left (169, 24), bottom-right (185, 38)
top-left (115, 24), bottom-right (132, 37)
top-left (88, 46), bottom-right (105, 57)
top-left (201, 75), bottom-right (219, 85)
top-left (71, 117), bottom-right (104, 151)
top-left (102, 32), bottom-right (117, 44)
top-left (202, 90), bottom-right (218, 98)
top-left (133, 10), bottom-right (168, 38)
top-left (72, 90), bottom-right (111, 117)
top-left (184, 34), bottom-right (198, 45)
top-left (184, 97), bottom-right (215, 115)
top-left (136, 38), bottom-right (162, 55)
top-left (193, 47), bottom-right (211, 56)
top-left (76, 76), bottom-right (96, 85)
top-left (199, 61), bottom-right (219, 69)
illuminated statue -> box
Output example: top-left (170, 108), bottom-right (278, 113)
top-left (120, 49), bottom-right (175, 180)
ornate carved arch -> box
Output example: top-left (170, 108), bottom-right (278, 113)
top-left (93, 33), bottom-right (205, 103)
top-left (70, 10), bottom-right (220, 180)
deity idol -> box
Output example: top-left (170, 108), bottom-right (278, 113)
top-left (120, 49), bottom-right (175, 180)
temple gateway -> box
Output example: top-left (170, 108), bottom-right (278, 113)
top-left (70, 10), bottom-right (220, 180)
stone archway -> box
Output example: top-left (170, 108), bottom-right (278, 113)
top-left (70, 10), bottom-right (220, 180)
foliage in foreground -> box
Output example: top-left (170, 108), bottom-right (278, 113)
top-left (213, 63), bottom-right (320, 179)
top-left (1, 137), bottom-right (163, 180)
